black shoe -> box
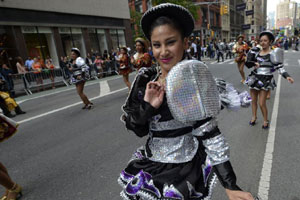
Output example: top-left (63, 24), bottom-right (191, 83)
top-left (5, 113), bottom-right (16, 118)
top-left (87, 103), bottom-right (94, 110)
top-left (82, 104), bottom-right (88, 109)
top-left (15, 106), bottom-right (26, 115)
top-left (249, 118), bottom-right (257, 126)
top-left (262, 121), bottom-right (269, 129)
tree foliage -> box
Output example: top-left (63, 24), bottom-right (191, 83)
top-left (130, 10), bottom-right (144, 39)
top-left (152, 0), bottom-right (199, 20)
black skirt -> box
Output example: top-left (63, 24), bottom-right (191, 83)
top-left (247, 74), bottom-right (276, 91)
top-left (118, 146), bottom-right (218, 200)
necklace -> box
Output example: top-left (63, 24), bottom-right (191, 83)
top-left (158, 74), bottom-right (166, 85)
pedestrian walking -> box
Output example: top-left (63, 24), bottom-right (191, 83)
top-left (69, 48), bottom-right (93, 109)
top-left (245, 31), bottom-right (294, 129)
top-left (216, 40), bottom-right (225, 62)
top-left (232, 35), bottom-right (249, 84)
top-left (118, 3), bottom-right (255, 200)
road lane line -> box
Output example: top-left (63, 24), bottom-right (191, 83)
top-left (284, 63), bottom-right (289, 66)
top-left (229, 61), bottom-right (235, 64)
top-left (211, 61), bottom-right (217, 64)
top-left (257, 74), bottom-right (282, 200)
top-left (298, 59), bottom-right (300, 66)
top-left (100, 81), bottom-right (110, 96)
top-left (17, 87), bottom-right (127, 124)
top-left (223, 59), bottom-right (232, 63)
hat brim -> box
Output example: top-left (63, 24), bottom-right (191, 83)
top-left (259, 32), bottom-right (275, 43)
top-left (141, 3), bottom-right (195, 41)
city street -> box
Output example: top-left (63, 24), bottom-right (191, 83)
top-left (0, 50), bottom-right (299, 200)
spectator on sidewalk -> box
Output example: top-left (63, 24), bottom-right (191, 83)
top-left (15, 57), bottom-right (28, 89)
top-left (45, 59), bottom-right (55, 89)
top-left (24, 57), bottom-right (34, 71)
top-left (32, 57), bottom-right (44, 91)
top-left (0, 64), bottom-right (14, 97)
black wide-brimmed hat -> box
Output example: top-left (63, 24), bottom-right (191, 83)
top-left (71, 47), bottom-right (81, 56)
top-left (259, 31), bottom-right (275, 43)
top-left (141, 3), bottom-right (195, 40)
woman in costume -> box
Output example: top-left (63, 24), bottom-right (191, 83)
top-left (0, 114), bottom-right (22, 200)
top-left (131, 37), bottom-right (152, 71)
top-left (245, 31), bottom-right (294, 129)
top-left (118, 47), bottom-right (132, 90)
top-left (118, 3), bottom-right (255, 200)
top-left (69, 48), bottom-right (93, 109)
top-left (232, 35), bottom-right (249, 84)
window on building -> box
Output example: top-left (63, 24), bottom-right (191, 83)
top-left (22, 26), bottom-right (58, 65)
top-left (97, 29), bottom-right (108, 54)
top-left (252, 20), bottom-right (254, 25)
top-left (88, 28), bottom-right (101, 55)
top-left (0, 26), bottom-right (19, 71)
top-left (59, 27), bottom-right (86, 58)
top-left (110, 29), bottom-right (119, 51)
top-left (117, 30), bottom-right (126, 48)
top-left (252, 29), bottom-right (254, 33)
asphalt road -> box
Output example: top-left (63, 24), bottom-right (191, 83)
top-left (0, 49), bottom-right (299, 200)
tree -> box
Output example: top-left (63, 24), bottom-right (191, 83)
top-left (152, 0), bottom-right (199, 20)
top-left (130, 10), bottom-right (144, 40)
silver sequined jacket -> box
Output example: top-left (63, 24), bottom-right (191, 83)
top-left (121, 66), bottom-right (241, 191)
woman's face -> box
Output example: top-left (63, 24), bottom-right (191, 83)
top-left (260, 35), bottom-right (271, 49)
top-left (238, 37), bottom-right (243, 44)
top-left (121, 49), bottom-right (126, 54)
top-left (71, 52), bottom-right (78, 60)
top-left (151, 24), bottom-right (188, 74)
top-left (135, 41), bottom-right (144, 53)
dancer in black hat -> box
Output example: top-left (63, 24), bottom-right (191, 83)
top-left (70, 48), bottom-right (93, 109)
top-left (245, 31), bottom-right (294, 129)
top-left (118, 3), bottom-right (255, 200)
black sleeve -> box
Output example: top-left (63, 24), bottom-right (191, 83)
top-left (121, 67), bottom-right (158, 137)
top-left (213, 161), bottom-right (242, 191)
top-left (196, 125), bottom-right (242, 191)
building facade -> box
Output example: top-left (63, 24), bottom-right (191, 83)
top-left (244, 0), bottom-right (264, 40)
top-left (230, 0), bottom-right (245, 41)
top-left (276, 0), bottom-right (298, 30)
top-left (0, 0), bottom-right (132, 71)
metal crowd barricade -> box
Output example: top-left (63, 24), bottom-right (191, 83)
top-left (11, 69), bottom-right (69, 95)
top-left (90, 60), bottom-right (119, 79)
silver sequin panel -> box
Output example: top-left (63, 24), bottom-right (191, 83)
top-left (166, 60), bottom-right (220, 123)
top-left (192, 118), bottom-right (218, 137)
top-left (149, 114), bottom-right (194, 131)
top-left (277, 67), bottom-right (287, 75)
top-left (202, 133), bottom-right (230, 165)
top-left (147, 133), bottom-right (199, 163)
top-left (256, 67), bottom-right (273, 75)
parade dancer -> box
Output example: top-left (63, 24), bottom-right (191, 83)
top-left (69, 48), bottom-right (93, 109)
top-left (131, 37), bottom-right (152, 71)
top-left (118, 47), bottom-right (132, 90)
top-left (245, 31), bottom-right (294, 129)
top-left (118, 3), bottom-right (255, 200)
top-left (233, 35), bottom-right (249, 84)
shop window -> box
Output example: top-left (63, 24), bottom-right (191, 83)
top-left (59, 27), bottom-right (86, 58)
top-left (23, 26), bottom-right (59, 66)
top-left (97, 29), bottom-right (108, 55)
top-left (0, 26), bottom-right (19, 71)
top-left (110, 29), bottom-right (119, 51)
top-left (88, 28), bottom-right (100, 55)
top-left (117, 30), bottom-right (126, 48)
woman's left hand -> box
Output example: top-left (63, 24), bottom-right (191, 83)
top-left (254, 62), bottom-right (260, 69)
top-left (287, 77), bottom-right (294, 84)
top-left (225, 189), bottom-right (255, 200)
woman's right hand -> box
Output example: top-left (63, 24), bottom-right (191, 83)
top-left (144, 81), bottom-right (164, 109)
top-left (225, 189), bottom-right (255, 200)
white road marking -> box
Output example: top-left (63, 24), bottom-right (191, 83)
top-left (100, 80), bottom-right (110, 96)
top-left (284, 50), bottom-right (288, 53)
top-left (229, 61), bottom-right (235, 65)
top-left (223, 59), bottom-right (233, 63)
top-left (257, 74), bottom-right (282, 200)
top-left (17, 87), bottom-right (127, 124)
top-left (211, 61), bottom-right (218, 64)
top-left (298, 59), bottom-right (300, 66)
top-left (284, 63), bottom-right (289, 66)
